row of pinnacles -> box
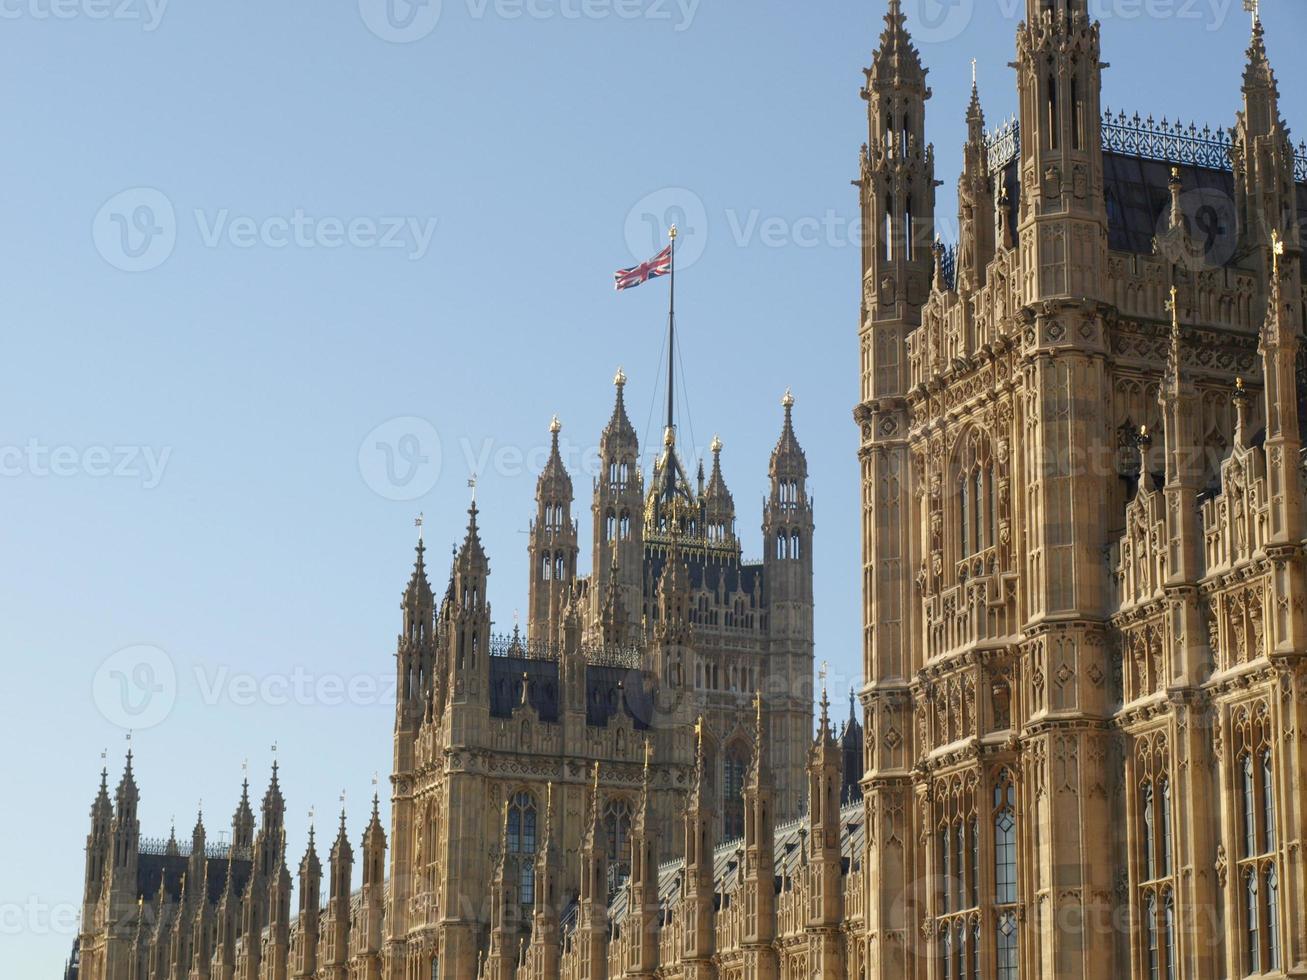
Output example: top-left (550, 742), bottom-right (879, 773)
top-left (479, 692), bottom-right (854, 980)
top-left (76, 753), bottom-right (388, 980)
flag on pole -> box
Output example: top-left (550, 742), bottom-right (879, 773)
top-left (615, 244), bottom-right (673, 291)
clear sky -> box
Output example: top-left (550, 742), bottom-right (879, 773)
top-left (3, 0), bottom-right (1303, 973)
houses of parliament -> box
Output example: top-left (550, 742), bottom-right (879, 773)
top-left (67, 0), bottom-right (1307, 977)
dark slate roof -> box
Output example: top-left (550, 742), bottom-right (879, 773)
top-left (489, 656), bottom-right (560, 722)
top-left (584, 665), bottom-right (654, 730)
top-left (136, 852), bottom-right (252, 906)
top-left (644, 551), bottom-right (767, 606)
top-left (997, 154), bottom-right (1307, 267)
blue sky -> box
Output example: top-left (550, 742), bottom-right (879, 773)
top-left (3, 0), bottom-right (1303, 972)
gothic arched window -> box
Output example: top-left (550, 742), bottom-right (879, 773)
top-left (722, 743), bottom-right (749, 840)
top-left (602, 798), bottom-right (632, 878)
top-left (506, 791), bottom-right (538, 907)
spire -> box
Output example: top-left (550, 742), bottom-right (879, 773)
top-left (231, 774), bottom-right (254, 852)
top-left (262, 761), bottom-right (285, 828)
top-left (115, 749), bottom-right (139, 814)
top-left (867, 0), bottom-right (927, 90)
top-left (404, 532), bottom-right (433, 612)
top-left (965, 69), bottom-right (985, 143)
top-left (770, 389), bottom-right (807, 479)
top-left (537, 416), bottom-right (573, 498)
top-left (601, 367), bottom-right (638, 453)
top-left (457, 500), bottom-right (488, 571)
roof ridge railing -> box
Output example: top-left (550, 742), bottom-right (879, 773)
top-left (486, 631), bottom-right (642, 670)
top-left (138, 838), bottom-right (251, 860)
top-left (984, 109), bottom-right (1307, 182)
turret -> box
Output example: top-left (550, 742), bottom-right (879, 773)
top-left (763, 391), bottom-right (814, 622)
top-left (291, 825), bottom-right (321, 980)
top-left (231, 778), bottom-right (255, 854)
top-left (351, 795), bottom-right (386, 980)
top-left (448, 500), bottom-right (492, 717)
top-left (592, 369), bottom-right (644, 630)
top-left (627, 744), bottom-right (660, 978)
top-left (1013, 0), bottom-right (1109, 302)
top-left (81, 766), bottom-right (112, 929)
top-left (484, 801), bottom-right (521, 980)
top-left (391, 530), bottom-right (434, 961)
top-left (1260, 229), bottom-right (1307, 657)
top-left (680, 720), bottom-right (716, 968)
top-left (576, 764), bottom-right (609, 980)
top-left (807, 690), bottom-right (845, 978)
top-left (187, 862), bottom-right (212, 980)
top-left (1232, 16), bottom-right (1300, 261)
top-left (322, 811), bottom-right (353, 980)
top-left (528, 417), bottom-right (579, 642)
top-left (956, 72), bottom-right (995, 293)
top-left (741, 696), bottom-right (778, 979)
top-left (699, 435), bottom-right (737, 548)
top-left (266, 842), bottom-right (292, 980)
top-left (860, 0), bottom-right (936, 346)
top-left (211, 861), bottom-right (239, 980)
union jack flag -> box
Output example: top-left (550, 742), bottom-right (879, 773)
top-left (615, 244), bottom-right (672, 291)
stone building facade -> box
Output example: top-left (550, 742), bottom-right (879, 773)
top-left (66, 0), bottom-right (1307, 977)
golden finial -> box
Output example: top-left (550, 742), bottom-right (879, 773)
top-left (614, 366), bottom-right (627, 389)
top-left (669, 224), bottom-right (678, 241)
top-left (694, 716), bottom-right (703, 751)
top-left (1139, 424), bottom-right (1148, 438)
top-left (643, 737), bottom-right (652, 771)
top-left (781, 388), bottom-right (795, 410)
top-left (549, 415), bottom-right (561, 435)
top-left (1236, 376), bottom-right (1246, 393)
top-left (1271, 228), bottom-right (1284, 280)
top-left (710, 434), bottom-right (722, 455)
top-left (664, 426), bottom-right (675, 448)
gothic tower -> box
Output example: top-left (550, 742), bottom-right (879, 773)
top-left (528, 418), bottom-right (579, 643)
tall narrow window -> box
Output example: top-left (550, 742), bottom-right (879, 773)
top-left (996, 912), bottom-right (1018, 980)
top-left (1163, 892), bottom-right (1176, 980)
top-left (905, 196), bottom-right (915, 261)
top-left (1245, 870), bottom-right (1261, 975)
top-left (884, 195), bottom-right (894, 263)
top-left (960, 477), bottom-right (972, 559)
top-left (973, 469), bottom-right (986, 550)
top-left (970, 919), bottom-right (980, 980)
top-left (954, 921), bottom-right (966, 980)
top-left (507, 792), bottom-right (538, 907)
top-left (1160, 779), bottom-right (1173, 876)
top-left (970, 819), bottom-right (979, 908)
top-left (723, 744), bottom-right (749, 840)
top-left (1071, 78), bottom-right (1082, 149)
top-left (940, 827), bottom-right (953, 913)
top-left (1047, 75), bottom-right (1059, 150)
top-left (1146, 892), bottom-right (1159, 980)
top-left (1242, 755), bottom-right (1257, 859)
top-left (1266, 865), bottom-right (1281, 972)
top-left (1142, 782), bottom-right (1156, 880)
top-left (1261, 750), bottom-right (1276, 851)
top-left (994, 770), bottom-right (1017, 905)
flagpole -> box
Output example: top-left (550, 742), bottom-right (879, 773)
top-left (666, 224), bottom-right (677, 438)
